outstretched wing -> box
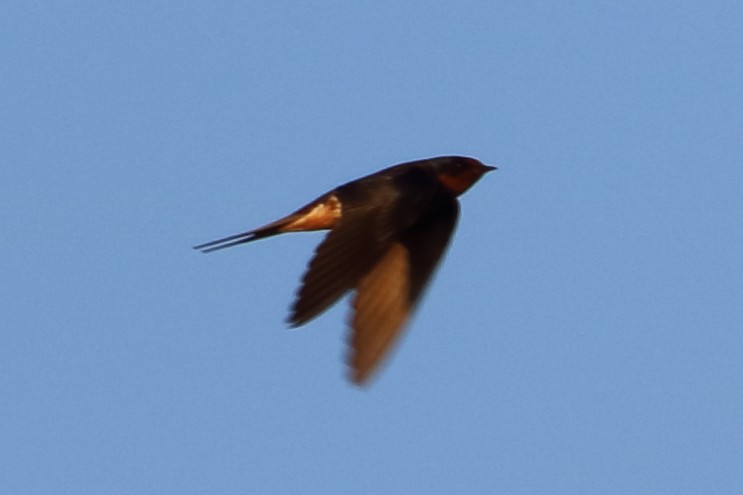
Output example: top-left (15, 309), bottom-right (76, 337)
top-left (348, 194), bottom-right (460, 384)
top-left (288, 200), bottom-right (393, 326)
top-left (288, 168), bottom-right (443, 328)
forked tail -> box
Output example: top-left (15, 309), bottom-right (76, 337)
top-left (194, 194), bottom-right (339, 253)
top-left (193, 225), bottom-right (281, 253)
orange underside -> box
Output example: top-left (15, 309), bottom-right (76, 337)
top-left (281, 195), bottom-right (342, 232)
top-left (437, 171), bottom-right (478, 195)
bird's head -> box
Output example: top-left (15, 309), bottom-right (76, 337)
top-left (430, 156), bottom-right (497, 196)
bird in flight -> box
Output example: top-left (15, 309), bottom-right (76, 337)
top-left (195, 156), bottom-right (496, 384)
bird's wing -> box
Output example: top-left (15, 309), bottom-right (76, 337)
top-left (288, 170), bottom-right (441, 327)
top-left (288, 199), bottom-right (394, 327)
top-left (348, 194), bottom-right (460, 384)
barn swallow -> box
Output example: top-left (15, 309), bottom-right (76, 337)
top-left (195, 156), bottom-right (495, 384)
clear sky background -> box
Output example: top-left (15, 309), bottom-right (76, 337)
top-left (2, 1), bottom-right (742, 494)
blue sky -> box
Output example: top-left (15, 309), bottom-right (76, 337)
top-left (2, 1), bottom-right (742, 493)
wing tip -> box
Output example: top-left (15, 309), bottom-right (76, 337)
top-left (348, 365), bottom-right (374, 387)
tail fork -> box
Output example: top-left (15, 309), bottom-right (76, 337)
top-left (193, 225), bottom-right (281, 253)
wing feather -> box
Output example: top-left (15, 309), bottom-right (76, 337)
top-left (349, 243), bottom-right (411, 383)
top-left (348, 195), bottom-right (460, 384)
top-left (289, 209), bottom-right (390, 326)
top-left (289, 170), bottom-right (442, 327)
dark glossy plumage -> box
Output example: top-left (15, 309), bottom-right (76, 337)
top-left (195, 156), bottom-right (495, 384)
